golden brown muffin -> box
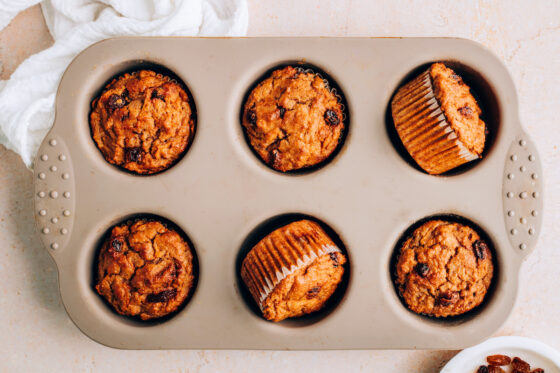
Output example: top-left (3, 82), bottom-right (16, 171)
top-left (391, 63), bottom-right (486, 175)
top-left (242, 66), bottom-right (345, 172)
top-left (90, 70), bottom-right (195, 174)
top-left (95, 219), bottom-right (195, 320)
top-left (240, 219), bottom-right (347, 322)
top-left (395, 220), bottom-right (493, 317)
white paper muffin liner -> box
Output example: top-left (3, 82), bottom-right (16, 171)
top-left (240, 220), bottom-right (342, 311)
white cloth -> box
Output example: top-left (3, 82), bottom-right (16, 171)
top-left (0, 0), bottom-right (248, 168)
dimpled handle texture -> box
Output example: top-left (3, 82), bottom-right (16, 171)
top-left (502, 134), bottom-right (543, 254)
top-left (34, 135), bottom-right (75, 253)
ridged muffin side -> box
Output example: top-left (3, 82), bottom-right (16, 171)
top-left (240, 219), bottom-right (347, 322)
top-left (391, 63), bottom-right (486, 175)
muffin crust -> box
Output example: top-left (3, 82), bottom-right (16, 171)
top-left (95, 219), bottom-right (195, 320)
top-left (391, 62), bottom-right (487, 175)
top-left (261, 251), bottom-right (346, 322)
top-left (395, 220), bottom-right (493, 317)
top-left (242, 66), bottom-right (344, 172)
top-left (90, 70), bottom-right (195, 174)
top-left (430, 62), bottom-right (486, 156)
top-left (241, 219), bottom-right (347, 322)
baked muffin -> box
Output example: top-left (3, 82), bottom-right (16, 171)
top-left (242, 66), bottom-right (345, 172)
top-left (391, 63), bottom-right (486, 175)
top-left (394, 220), bottom-right (493, 317)
top-left (240, 219), bottom-right (347, 322)
top-left (95, 219), bottom-right (195, 320)
top-left (90, 70), bottom-right (195, 174)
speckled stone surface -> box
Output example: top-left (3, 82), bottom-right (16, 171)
top-left (0, 1), bottom-right (559, 372)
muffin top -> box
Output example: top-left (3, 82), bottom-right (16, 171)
top-left (430, 63), bottom-right (486, 156)
top-left (260, 250), bottom-right (346, 322)
top-left (90, 70), bottom-right (195, 174)
top-left (242, 66), bottom-right (345, 172)
top-left (395, 220), bottom-right (493, 317)
top-left (241, 219), bottom-right (347, 322)
top-left (96, 219), bottom-right (195, 320)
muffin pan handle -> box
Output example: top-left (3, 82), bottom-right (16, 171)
top-left (502, 132), bottom-right (543, 256)
top-left (33, 133), bottom-right (76, 254)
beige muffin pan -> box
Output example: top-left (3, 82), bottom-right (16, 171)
top-left (33, 37), bottom-right (543, 349)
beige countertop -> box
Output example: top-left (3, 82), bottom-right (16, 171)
top-left (0, 1), bottom-right (558, 372)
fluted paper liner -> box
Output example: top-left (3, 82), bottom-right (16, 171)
top-left (240, 220), bottom-right (341, 311)
top-left (391, 70), bottom-right (479, 175)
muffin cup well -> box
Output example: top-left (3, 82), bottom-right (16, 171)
top-left (391, 69), bottom-right (479, 175)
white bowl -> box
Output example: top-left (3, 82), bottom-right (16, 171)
top-left (441, 336), bottom-right (560, 373)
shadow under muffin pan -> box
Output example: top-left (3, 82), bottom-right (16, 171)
top-left (33, 37), bottom-right (543, 349)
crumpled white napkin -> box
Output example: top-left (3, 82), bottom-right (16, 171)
top-left (0, 0), bottom-right (248, 168)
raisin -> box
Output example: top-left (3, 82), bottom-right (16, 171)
top-left (512, 357), bottom-right (531, 373)
top-left (530, 369), bottom-right (544, 373)
top-left (110, 238), bottom-right (123, 252)
top-left (438, 291), bottom-right (459, 306)
top-left (451, 73), bottom-right (464, 84)
top-left (473, 240), bottom-right (488, 260)
top-left (458, 106), bottom-right (474, 118)
top-left (126, 147), bottom-right (143, 163)
top-left (269, 148), bottom-right (280, 166)
top-left (278, 106), bottom-right (286, 119)
top-left (155, 262), bottom-right (175, 280)
top-left (173, 258), bottom-right (182, 271)
top-left (487, 355), bottom-right (511, 366)
top-left (414, 263), bottom-right (430, 277)
top-left (246, 109), bottom-right (257, 126)
top-left (477, 366), bottom-right (489, 373)
top-left (329, 252), bottom-right (339, 267)
top-left (146, 289), bottom-right (177, 303)
top-left (107, 94), bottom-right (126, 110)
top-left (488, 366), bottom-right (505, 373)
top-left (324, 109), bottom-right (340, 126)
top-left (306, 287), bottom-right (320, 299)
top-left (151, 89), bottom-right (165, 100)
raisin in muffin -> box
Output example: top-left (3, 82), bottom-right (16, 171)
top-left (394, 220), bottom-right (493, 317)
top-left (391, 63), bottom-right (486, 175)
top-left (95, 219), bottom-right (195, 320)
top-left (241, 219), bottom-right (347, 322)
top-left (242, 66), bottom-right (345, 172)
top-left (90, 70), bottom-right (195, 174)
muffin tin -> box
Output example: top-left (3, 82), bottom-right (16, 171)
top-left (33, 37), bottom-right (543, 349)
